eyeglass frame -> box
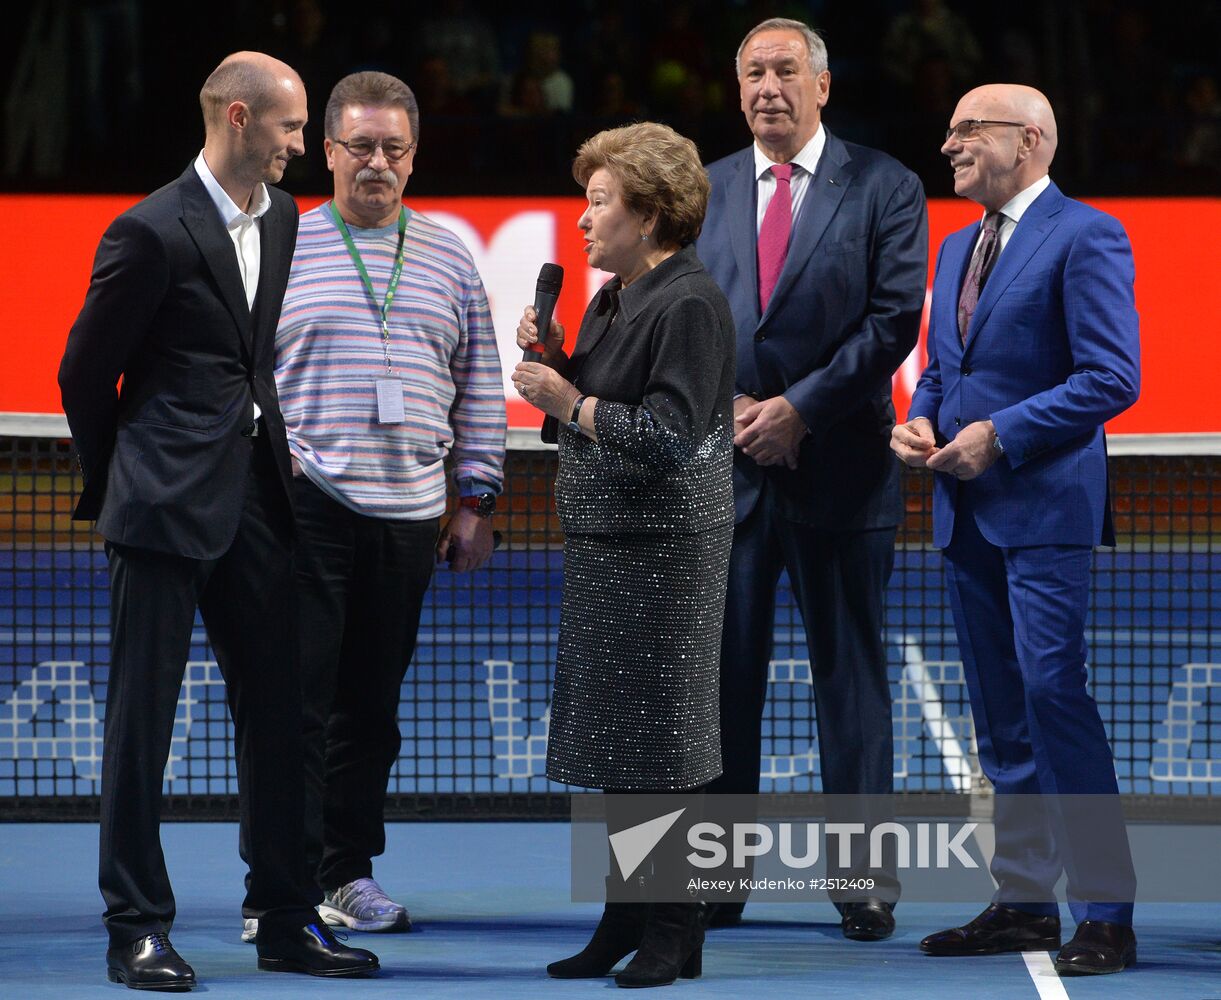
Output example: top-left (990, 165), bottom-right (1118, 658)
top-left (332, 136), bottom-right (418, 162)
top-left (944, 119), bottom-right (1029, 142)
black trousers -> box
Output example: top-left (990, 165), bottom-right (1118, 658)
top-left (100, 438), bottom-right (317, 947)
top-left (291, 477), bottom-right (438, 893)
top-left (709, 482), bottom-right (899, 903)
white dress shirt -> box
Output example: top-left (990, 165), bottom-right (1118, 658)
top-left (753, 125), bottom-right (828, 233)
top-left (193, 151), bottom-right (271, 310)
top-left (971, 173), bottom-right (1052, 256)
top-left (194, 152), bottom-right (272, 422)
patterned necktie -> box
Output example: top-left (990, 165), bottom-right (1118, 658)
top-left (957, 212), bottom-right (1005, 343)
top-left (757, 162), bottom-right (794, 311)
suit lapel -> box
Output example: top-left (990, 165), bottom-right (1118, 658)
top-left (178, 167), bottom-right (254, 360)
top-left (937, 226), bottom-right (975, 356)
top-left (567, 285), bottom-right (620, 374)
top-left (762, 132), bottom-right (850, 328)
top-left (570, 249), bottom-right (703, 374)
top-left (250, 197), bottom-right (282, 365)
top-left (965, 182), bottom-right (1063, 348)
top-left (725, 149), bottom-right (761, 331)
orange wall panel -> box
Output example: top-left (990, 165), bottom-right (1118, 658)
top-left (3, 194), bottom-right (1217, 434)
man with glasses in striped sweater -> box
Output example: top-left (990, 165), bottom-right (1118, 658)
top-left (246, 70), bottom-right (505, 941)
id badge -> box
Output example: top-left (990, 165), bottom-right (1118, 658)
top-left (375, 377), bottom-right (405, 424)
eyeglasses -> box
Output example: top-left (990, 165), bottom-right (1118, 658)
top-left (944, 119), bottom-right (1028, 142)
top-left (333, 137), bottom-right (417, 162)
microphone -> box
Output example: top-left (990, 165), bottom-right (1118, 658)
top-left (523, 263), bottom-right (564, 361)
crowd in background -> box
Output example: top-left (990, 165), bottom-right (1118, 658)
top-left (6, 0), bottom-right (1219, 196)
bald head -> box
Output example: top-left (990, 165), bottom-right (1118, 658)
top-left (198, 51), bottom-right (308, 209)
top-left (943, 83), bottom-right (1057, 211)
top-left (200, 51), bottom-right (304, 135)
top-left (959, 84), bottom-right (1057, 161)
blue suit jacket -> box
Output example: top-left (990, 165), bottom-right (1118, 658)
top-left (908, 181), bottom-right (1140, 549)
top-left (697, 130), bottom-right (927, 528)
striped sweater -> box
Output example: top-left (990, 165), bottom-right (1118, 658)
top-left (275, 203), bottom-right (506, 519)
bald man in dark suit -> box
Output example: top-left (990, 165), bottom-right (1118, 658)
top-left (59, 52), bottom-right (377, 989)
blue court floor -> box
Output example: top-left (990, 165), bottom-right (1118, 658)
top-left (0, 822), bottom-right (1215, 999)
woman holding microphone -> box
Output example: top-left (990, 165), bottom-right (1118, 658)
top-left (513, 121), bottom-right (735, 988)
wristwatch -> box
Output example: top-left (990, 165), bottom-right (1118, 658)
top-left (566, 395), bottom-right (586, 434)
top-left (459, 492), bottom-right (497, 518)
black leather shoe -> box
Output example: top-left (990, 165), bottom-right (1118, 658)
top-left (106, 933), bottom-right (196, 991)
top-left (920, 903), bottom-right (1061, 956)
top-left (1054, 920), bottom-right (1136, 975)
top-left (256, 919), bottom-right (379, 977)
top-left (841, 898), bottom-right (895, 941)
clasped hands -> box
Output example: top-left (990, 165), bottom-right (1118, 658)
top-left (890, 416), bottom-right (1000, 480)
top-left (735, 394), bottom-right (807, 470)
top-left (512, 305), bottom-right (580, 421)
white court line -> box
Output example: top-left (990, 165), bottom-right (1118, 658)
top-left (1022, 952), bottom-right (1071, 999)
top-left (971, 799), bottom-right (1068, 998)
top-left (898, 633), bottom-right (975, 793)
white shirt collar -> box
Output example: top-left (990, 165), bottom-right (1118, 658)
top-left (752, 125), bottom-right (826, 180)
top-left (194, 151), bottom-right (271, 227)
top-left (993, 174), bottom-right (1051, 225)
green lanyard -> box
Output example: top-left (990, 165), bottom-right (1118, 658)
top-left (328, 201), bottom-right (407, 375)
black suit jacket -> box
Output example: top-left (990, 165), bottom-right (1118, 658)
top-left (59, 164), bottom-right (298, 559)
top-left (696, 131), bottom-right (928, 529)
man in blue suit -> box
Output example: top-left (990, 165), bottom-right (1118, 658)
top-left (892, 84), bottom-right (1139, 975)
top-left (696, 17), bottom-right (927, 940)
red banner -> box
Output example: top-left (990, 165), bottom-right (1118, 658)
top-left (4, 194), bottom-right (1217, 434)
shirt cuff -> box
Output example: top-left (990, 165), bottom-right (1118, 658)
top-left (457, 478), bottom-right (501, 498)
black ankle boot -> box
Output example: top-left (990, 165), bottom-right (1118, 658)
top-left (548, 876), bottom-right (650, 978)
top-left (614, 897), bottom-right (704, 988)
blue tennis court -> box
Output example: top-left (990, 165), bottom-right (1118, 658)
top-left (2, 467), bottom-right (1217, 997)
top-left (1, 821), bottom-right (1216, 998)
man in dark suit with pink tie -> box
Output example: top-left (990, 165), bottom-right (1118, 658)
top-left (696, 17), bottom-right (928, 939)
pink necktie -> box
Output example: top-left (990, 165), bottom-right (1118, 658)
top-left (757, 163), bottom-right (794, 311)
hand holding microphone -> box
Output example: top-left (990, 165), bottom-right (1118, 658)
top-left (515, 261), bottom-right (578, 418)
top-left (521, 263), bottom-right (564, 361)
top-left (516, 305), bottom-right (566, 361)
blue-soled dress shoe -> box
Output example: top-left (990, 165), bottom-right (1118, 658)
top-left (920, 903), bottom-right (1061, 955)
top-left (256, 919), bottom-right (379, 977)
top-left (1054, 920), bottom-right (1136, 975)
top-left (841, 898), bottom-right (896, 941)
top-left (106, 932), bottom-right (196, 991)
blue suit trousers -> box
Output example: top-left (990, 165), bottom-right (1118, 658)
top-left (943, 486), bottom-right (1135, 925)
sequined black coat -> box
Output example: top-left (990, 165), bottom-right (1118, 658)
top-left (542, 246), bottom-right (737, 790)
top-left (552, 246), bottom-right (737, 536)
